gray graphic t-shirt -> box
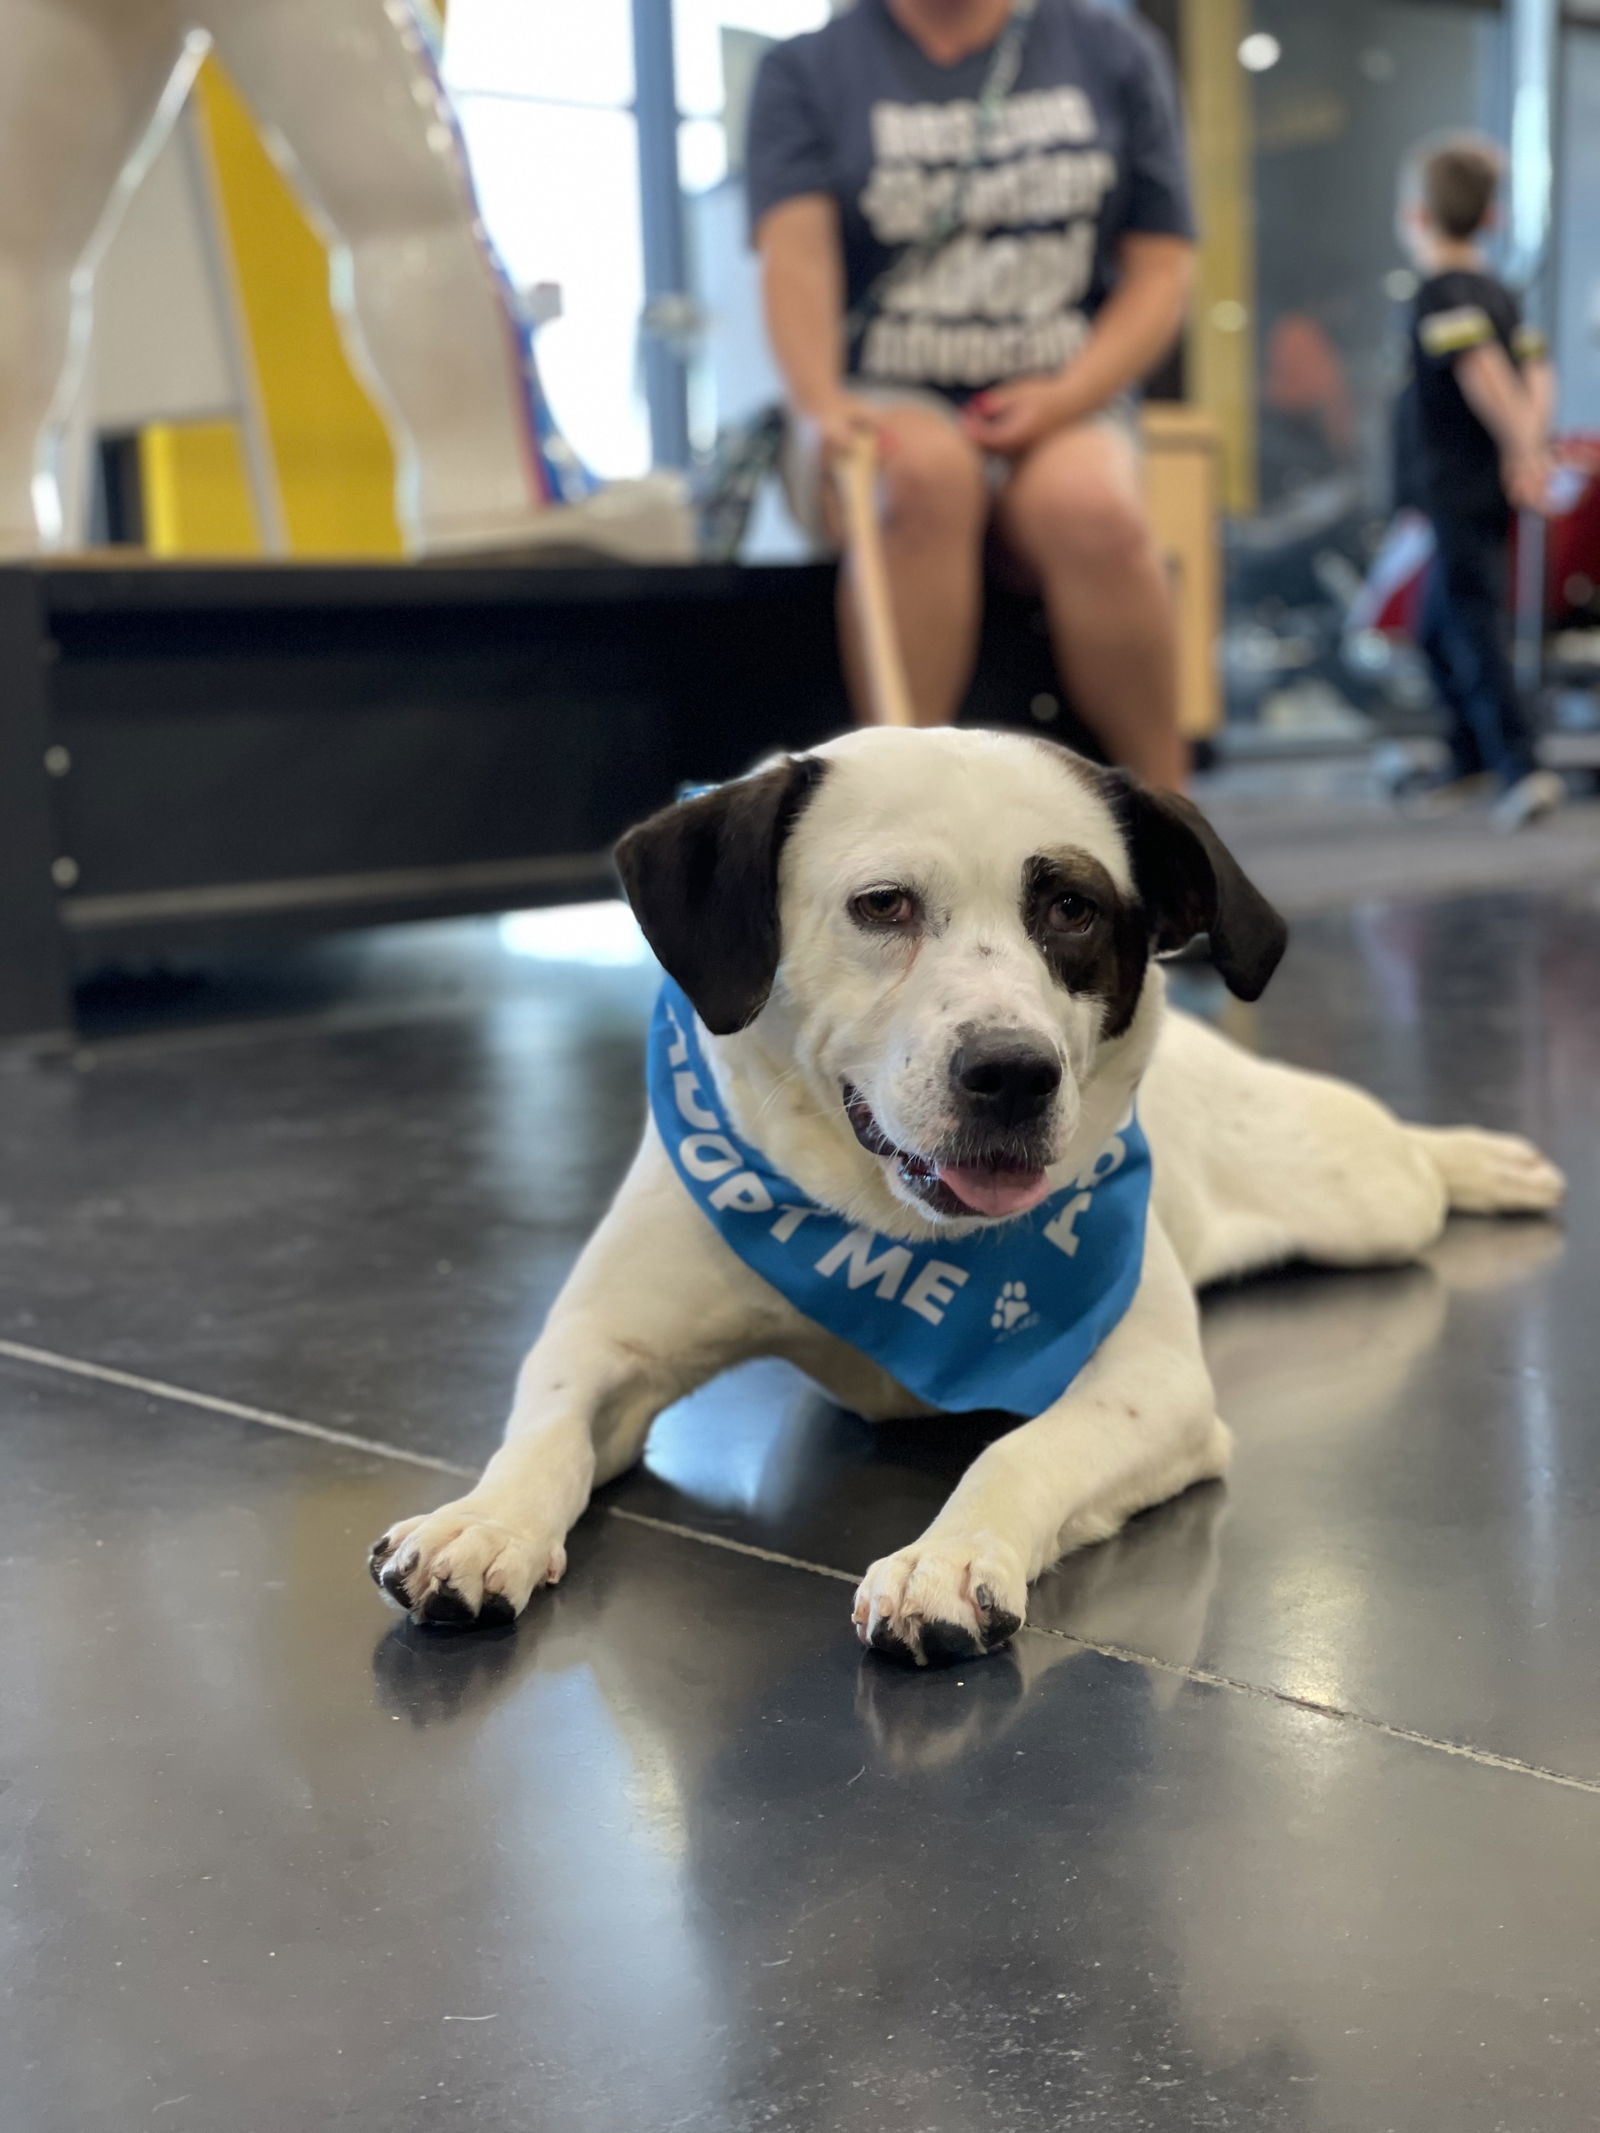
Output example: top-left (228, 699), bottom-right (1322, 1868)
top-left (746, 0), bottom-right (1193, 398)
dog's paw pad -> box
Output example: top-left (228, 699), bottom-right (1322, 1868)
top-left (412, 1581), bottom-right (478, 1628)
top-left (866, 1615), bottom-right (921, 1665)
top-left (918, 1616), bottom-right (988, 1666)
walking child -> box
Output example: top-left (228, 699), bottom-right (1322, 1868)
top-left (1396, 134), bottom-right (1564, 830)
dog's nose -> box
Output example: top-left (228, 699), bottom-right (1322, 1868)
top-left (950, 1031), bottom-right (1062, 1128)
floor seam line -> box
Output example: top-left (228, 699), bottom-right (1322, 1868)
top-left (611, 1513), bottom-right (1600, 1798)
top-left (1028, 1623), bottom-right (1600, 1796)
top-left (0, 1338), bottom-right (477, 1481)
top-left (606, 1506), bottom-right (859, 1584)
top-left (8, 1334), bottom-right (1597, 1796)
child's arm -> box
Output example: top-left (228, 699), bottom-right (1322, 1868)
top-left (1456, 342), bottom-right (1549, 512)
top-left (1515, 322), bottom-right (1556, 448)
top-left (1524, 358), bottom-right (1557, 449)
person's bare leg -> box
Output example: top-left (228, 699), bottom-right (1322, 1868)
top-left (826, 404), bottom-right (987, 728)
top-left (995, 420), bottom-right (1186, 787)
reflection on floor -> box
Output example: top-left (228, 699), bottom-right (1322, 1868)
top-left (1197, 760), bottom-right (1600, 914)
top-left (3, 869), bottom-right (1599, 2131)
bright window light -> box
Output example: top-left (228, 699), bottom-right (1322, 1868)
top-left (675, 0), bottom-right (831, 119)
top-left (1238, 32), bottom-right (1283, 73)
top-left (499, 902), bottom-right (651, 966)
top-left (679, 116), bottom-right (730, 194)
top-left (452, 98), bottom-right (649, 478)
top-left (442, 0), bottom-right (635, 106)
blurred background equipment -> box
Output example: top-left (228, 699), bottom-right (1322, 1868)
top-left (3, 0), bottom-right (1599, 1052)
top-left (0, 0), bottom-right (691, 562)
top-left (1189, 0), bottom-right (1600, 775)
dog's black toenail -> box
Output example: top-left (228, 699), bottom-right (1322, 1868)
top-left (979, 1607), bottom-right (1022, 1651)
top-left (368, 1536), bottom-right (395, 1582)
top-left (920, 1617), bottom-right (986, 1667)
top-left (970, 1584), bottom-right (1021, 1649)
top-left (378, 1561), bottom-right (413, 1608)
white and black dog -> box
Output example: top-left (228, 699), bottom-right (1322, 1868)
top-left (370, 728), bottom-right (1565, 1664)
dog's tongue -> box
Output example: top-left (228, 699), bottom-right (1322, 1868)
top-left (936, 1164), bottom-right (1052, 1219)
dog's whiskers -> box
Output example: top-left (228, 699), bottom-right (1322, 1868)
top-left (746, 1062), bottom-right (832, 1134)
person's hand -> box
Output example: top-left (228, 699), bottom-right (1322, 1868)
top-left (958, 376), bottom-right (1082, 457)
top-left (1503, 445), bottom-right (1553, 516)
top-left (804, 393), bottom-right (893, 465)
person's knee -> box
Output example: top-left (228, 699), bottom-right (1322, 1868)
top-left (878, 415), bottom-right (987, 540)
top-left (1013, 470), bottom-right (1155, 576)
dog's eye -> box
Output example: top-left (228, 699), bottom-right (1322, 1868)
top-left (849, 886), bottom-right (920, 930)
top-left (1048, 890), bottom-right (1098, 934)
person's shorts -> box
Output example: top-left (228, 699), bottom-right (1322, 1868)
top-left (780, 383), bottom-right (1141, 554)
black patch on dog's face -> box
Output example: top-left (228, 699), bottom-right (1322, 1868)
top-left (615, 756), bottom-right (827, 1035)
top-left (1028, 740), bottom-right (1288, 1004)
top-left (1021, 852), bottom-right (1151, 1038)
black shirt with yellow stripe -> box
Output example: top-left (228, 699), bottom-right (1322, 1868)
top-left (1397, 267), bottom-right (1547, 524)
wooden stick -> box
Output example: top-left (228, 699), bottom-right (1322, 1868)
top-left (833, 433), bottom-right (916, 728)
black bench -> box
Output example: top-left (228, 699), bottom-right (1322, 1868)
top-left (0, 558), bottom-right (1075, 1044)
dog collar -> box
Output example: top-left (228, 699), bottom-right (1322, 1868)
top-left (648, 980), bottom-right (1152, 1416)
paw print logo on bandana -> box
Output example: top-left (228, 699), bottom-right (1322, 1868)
top-left (991, 1281), bottom-right (1031, 1332)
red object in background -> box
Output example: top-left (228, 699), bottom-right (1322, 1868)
top-left (1352, 437), bottom-right (1600, 643)
top-left (1351, 511), bottom-right (1435, 638)
top-left (1535, 436), bottom-right (1600, 620)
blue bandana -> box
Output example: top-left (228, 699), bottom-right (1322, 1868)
top-left (649, 980), bottom-right (1152, 1416)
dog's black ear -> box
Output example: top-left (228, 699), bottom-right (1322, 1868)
top-left (614, 756), bottom-right (826, 1035)
top-left (1106, 775), bottom-right (1288, 1001)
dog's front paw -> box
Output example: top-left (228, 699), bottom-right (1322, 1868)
top-left (368, 1501), bottom-right (565, 1627)
top-left (853, 1538), bottom-right (1026, 1667)
top-left (1426, 1127), bottom-right (1566, 1216)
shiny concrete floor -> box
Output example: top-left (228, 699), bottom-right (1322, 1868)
top-left (3, 879), bottom-right (1600, 2130)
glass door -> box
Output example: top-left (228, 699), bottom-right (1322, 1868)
top-left (441, 0), bottom-right (830, 481)
top-left (441, 0), bottom-right (650, 478)
top-left (671, 0), bottom-right (831, 463)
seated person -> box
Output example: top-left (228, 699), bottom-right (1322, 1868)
top-left (749, 0), bottom-right (1196, 786)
